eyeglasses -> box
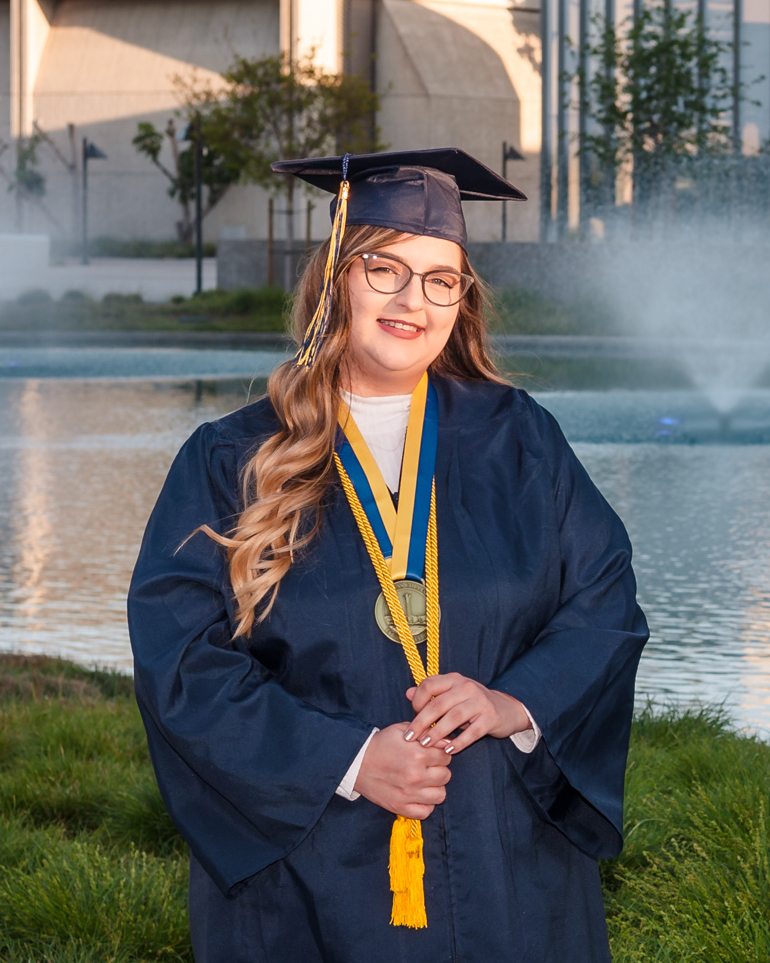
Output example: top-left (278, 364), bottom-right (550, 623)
top-left (359, 253), bottom-right (475, 307)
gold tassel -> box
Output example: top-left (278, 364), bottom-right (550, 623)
top-left (294, 154), bottom-right (351, 368)
top-left (389, 815), bottom-right (428, 929)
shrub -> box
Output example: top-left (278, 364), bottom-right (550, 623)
top-left (17, 288), bottom-right (52, 305)
top-left (102, 293), bottom-right (144, 305)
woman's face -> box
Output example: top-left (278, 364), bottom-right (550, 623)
top-left (344, 233), bottom-right (463, 396)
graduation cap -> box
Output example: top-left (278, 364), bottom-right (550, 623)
top-left (271, 148), bottom-right (526, 367)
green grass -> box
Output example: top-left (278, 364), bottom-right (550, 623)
top-left (0, 287), bottom-right (289, 334)
top-left (0, 656), bottom-right (189, 962)
top-left (604, 704), bottom-right (770, 961)
top-left (1, 655), bottom-right (768, 960)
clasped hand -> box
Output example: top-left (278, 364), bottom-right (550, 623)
top-left (354, 673), bottom-right (530, 819)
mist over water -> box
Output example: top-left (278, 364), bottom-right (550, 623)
top-left (590, 240), bottom-right (770, 416)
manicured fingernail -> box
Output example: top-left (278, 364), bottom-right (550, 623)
top-left (404, 730), bottom-right (415, 742)
top-left (420, 735), bottom-right (432, 746)
top-left (445, 745), bottom-right (455, 754)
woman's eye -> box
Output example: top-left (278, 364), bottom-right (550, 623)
top-left (427, 274), bottom-right (456, 289)
top-left (370, 265), bottom-right (397, 275)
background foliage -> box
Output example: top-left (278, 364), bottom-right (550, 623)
top-left (576, 1), bottom-right (766, 234)
top-left (134, 51), bottom-right (382, 250)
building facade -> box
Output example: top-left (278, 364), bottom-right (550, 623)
top-left (0, 0), bottom-right (541, 246)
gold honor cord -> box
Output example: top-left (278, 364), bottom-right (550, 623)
top-left (335, 454), bottom-right (439, 929)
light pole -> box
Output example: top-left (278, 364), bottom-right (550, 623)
top-left (540, 0), bottom-right (553, 242)
top-left (82, 138), bottom-right (107, 265)
top-left (578, 0), bottom-right (590, 235)
top-left (603, 0), bottom-right (616, 233)
top-left (501, 141), bottom-right (524, 241)
top-left (178, 116), bottom-right (204, 296)
top-left (556, 0), bottom-right (569, 239)
top-left (733, 0), bottom-right (743, 155)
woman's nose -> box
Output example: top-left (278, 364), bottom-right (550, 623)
top-left (393, 274), bottom-right (425, 311)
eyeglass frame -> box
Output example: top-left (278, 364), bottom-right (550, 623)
top-left (357, 252), bottom-right (475, 306)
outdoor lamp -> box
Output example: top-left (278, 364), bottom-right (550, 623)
top-left (82, 138), bottom-right (107, 265)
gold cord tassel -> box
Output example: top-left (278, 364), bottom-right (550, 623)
top-left (335, 455), bottom-right (439, 929)
top-left (389, 815), bottom-right (428, 928)
top-left (294, 154), bottom-right (351, 368)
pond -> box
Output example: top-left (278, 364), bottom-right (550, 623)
top-left (1, 347), bottom-right (769, 736)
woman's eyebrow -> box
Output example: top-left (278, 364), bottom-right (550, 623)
top-left (376, 252), bottom-right (462, 272)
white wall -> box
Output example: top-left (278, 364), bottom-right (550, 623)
top-left (0, 0), bottom-right (281, 241)
top-left (294, 0), bottom-right (341, 70)
top-left (376, 0), bottom-right (541, 241)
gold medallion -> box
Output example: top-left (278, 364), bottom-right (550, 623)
top-left (374, 579), bottom-right (440, 644)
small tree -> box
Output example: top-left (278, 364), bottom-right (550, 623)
top-left (579, 2), bottom-right (733, 233)
top-left (12, 135), bottom-right (47, 200)
top-left (177, 51), bottom-right (383, 286)
top-left (0, 133), bottom-right (71, 234)
top-left (132, 118), bottom-right (240, 244)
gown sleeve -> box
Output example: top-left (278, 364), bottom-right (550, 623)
top-left (127, 423), bottom-right (373, 897)
top-left (491, 398), bottom-right (649, 860)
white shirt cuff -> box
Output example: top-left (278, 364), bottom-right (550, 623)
top-left (336, 728), bottom-right (379, 801)
top-left (510, 704), bottom-right (541, 753)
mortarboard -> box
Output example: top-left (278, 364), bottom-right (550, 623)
top-left (271, 148), bottom-right (526, 366)
top-left (272, 148), bottom-right (526, 250)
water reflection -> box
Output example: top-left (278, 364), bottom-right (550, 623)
top-left (574, 441), bottom-right (770, 735)
top-left (0, 379), bottom-right (256, 668)
top-left (13, 383), bottom-right (54, 636)
top-left (1, 379), bottom-right (769, 735)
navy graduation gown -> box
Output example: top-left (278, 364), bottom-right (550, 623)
top-left (128, 377), bottom-right (648, 963)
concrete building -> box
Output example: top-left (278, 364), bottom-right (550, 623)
top-left (0, 0), bottom-right (542, 247)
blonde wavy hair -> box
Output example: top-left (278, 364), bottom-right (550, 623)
top-left (204, 223), bottom-right (505, 637)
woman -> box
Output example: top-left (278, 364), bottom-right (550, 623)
top-left (128, 148), bottom-right (648, 963)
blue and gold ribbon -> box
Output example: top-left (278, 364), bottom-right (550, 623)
top-left (336, 373), bottom-right (438, 582)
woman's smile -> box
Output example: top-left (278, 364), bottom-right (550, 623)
top-left (375, 317), bottom-right (425, 338)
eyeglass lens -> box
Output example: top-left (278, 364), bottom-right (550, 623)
top-left (362, 254), bottom-right (472, 306)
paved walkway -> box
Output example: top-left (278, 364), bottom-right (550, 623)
top-left (45, 257), bottom-right (218, 302)
top-left (0, 256), bottom-right (218, 303)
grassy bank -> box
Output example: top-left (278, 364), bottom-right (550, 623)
top-left (0, 288), bottom-right (289, 335)
top-left (605, 704), bottom-right (770, 961)
top-left (0, 656), bottom-right (188, 963)
top-left (0, 284), bottom-right (617, 338)
top-left (1, 655), bottom-right (768, 961)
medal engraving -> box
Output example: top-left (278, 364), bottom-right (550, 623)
top-left (374, 580), bottom-right (440, 644)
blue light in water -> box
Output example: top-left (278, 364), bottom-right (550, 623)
top-left (658, 416), bottom-right (680, 426)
